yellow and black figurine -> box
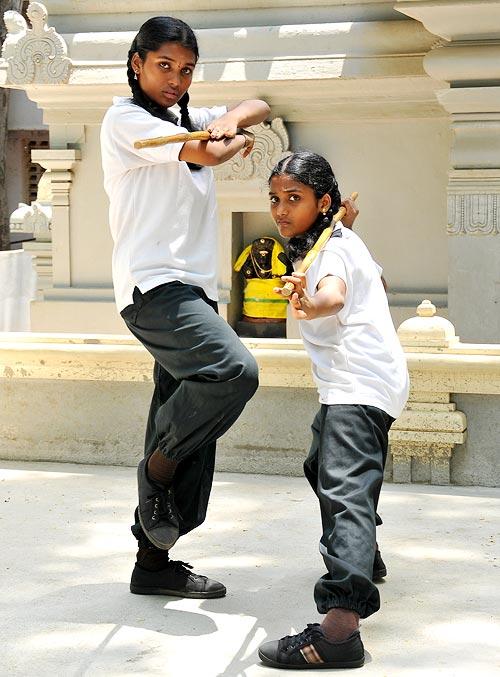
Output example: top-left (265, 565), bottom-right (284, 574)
top-left (234, 237), bottom-right (290, 333)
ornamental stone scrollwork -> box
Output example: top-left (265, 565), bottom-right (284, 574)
top-left (447, 193), bottom-right (499, 235)
top-left (2, 2), bottom-right (72, 85)
top-left (213, 118), bottom-right (289, 182)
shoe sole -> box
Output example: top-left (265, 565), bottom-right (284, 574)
top-left (137, 509), bottom-right (178, 551)
top-left (130, 584), bottom-right (226, 599)
top-left (258, 649), bottom-right (364, 670)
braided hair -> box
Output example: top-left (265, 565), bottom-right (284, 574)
top-left (269, 151), bottom-right (342, 262)
top-left (126, 17), bottom-right (201, 170)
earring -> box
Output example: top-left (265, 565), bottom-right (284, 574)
top-left (134, 71), bottom-right (138, 80)
top-left (322, 210), bottom-right (329, 225)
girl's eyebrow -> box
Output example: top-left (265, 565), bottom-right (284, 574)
top-left (156, 55), bottom-right (196, 67)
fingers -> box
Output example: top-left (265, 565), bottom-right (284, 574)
top-left (340, 197), bottom-right (359, 230)
top-left (206, 121), bottom-right (237, 141)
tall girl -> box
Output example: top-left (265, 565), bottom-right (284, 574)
top-left (258, 152), bottom-right (409, 669)
top-left (100, 17), bottom-right (269, 599)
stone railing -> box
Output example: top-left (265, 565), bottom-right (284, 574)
top-left (0, 301), bottom-right (499, 481)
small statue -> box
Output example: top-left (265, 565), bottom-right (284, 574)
top-left (1, 10), bottom-right (28, 61)
top-left (234, 237), bottom-right (291, 322)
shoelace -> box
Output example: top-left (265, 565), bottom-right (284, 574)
top-left (282, 624), bottom-right (323, 651)
top-left (149, 491), bottom-right (176, 522)
top-left (169, 560), bottom-right (208, 581)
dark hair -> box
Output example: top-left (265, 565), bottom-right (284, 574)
top-left (269, 151), bottom-right (342, 262)
top-left (127, 17), bottom-right (201, 170)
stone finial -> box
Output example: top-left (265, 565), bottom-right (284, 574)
top-left (2, 2), bottom-right (72, 85)
top-left (213, 118), bottom-right (289, 181)
top-left (397, 299), bottom-right (459, 348)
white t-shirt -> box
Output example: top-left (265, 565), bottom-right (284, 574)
top-left (100, 96), bottom-right (227, 312)
top-left (299, 224), bottom-right (409, 419)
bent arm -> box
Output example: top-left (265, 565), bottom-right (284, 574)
top-left (224, 99), bottom-right (271, 127)
top-left (179, 134), bottom-right (248, 166)
top-left (309, 275), bottom-right (346, 319)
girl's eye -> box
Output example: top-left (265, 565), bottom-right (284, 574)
top-left (181, 68), bottom-right (193, 76)
top-left (269, 196), bottom-right (278, 204)
top-left (159, 62), bottom-right (170, 70)
top-left (289, 194), bottom-right (300, 202)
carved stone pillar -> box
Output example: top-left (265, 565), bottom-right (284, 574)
top-left (30, 149), bottom-right (80, 288)
top-left (396, 0), bottom-right (500, 342)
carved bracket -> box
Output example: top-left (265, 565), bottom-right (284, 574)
top-left (213, 118), bottom-right (289, 182)
top-left (2, 2), bottom-right (72, 85)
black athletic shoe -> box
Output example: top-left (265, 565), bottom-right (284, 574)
top-left (372, 548), bottom-right (387, 582)
top-left (258, 624), bottom-right (364, 670)
top-left (130, 560), bottom-right (227, 599)
top-left (137, 458), bottom-right (179, 550)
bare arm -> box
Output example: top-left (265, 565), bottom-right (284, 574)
top-left (179, 134), bottom-right (248, 166)
top-left (179, 98), bottom-right (270, 166)
top-left (275, 272), bottom-right (346, 321)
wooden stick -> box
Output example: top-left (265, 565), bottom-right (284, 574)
top-left (134, 130), bottom-right (211, 149)
top-left (280, 192), bottom-right (359, 297)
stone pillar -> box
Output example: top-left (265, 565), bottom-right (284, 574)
top-left (390, 300), bottom-right (467, 485)
top-left (30, 150), bottom-right (79, 288)
top-left (396, 0), bottom-right (500, 342)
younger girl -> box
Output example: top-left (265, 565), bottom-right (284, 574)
top-left (100, 17), bottom-right (269, 599)
top-left (258, 152), bottom-right (409, 669)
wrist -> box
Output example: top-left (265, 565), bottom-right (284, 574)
top-left (237, 128), bottom-right (255, 157)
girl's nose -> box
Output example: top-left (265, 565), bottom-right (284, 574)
top-left (168, 70), bottom-right (181, 89)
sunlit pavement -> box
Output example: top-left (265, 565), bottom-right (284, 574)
top-left (1, 461), bottom-right (499, 676)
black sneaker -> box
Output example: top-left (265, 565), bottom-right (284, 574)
top-left (137, 457), bottom-right (179, 550)
top-left (130, 560), bottom-right (226, 599)
top-left (258, 624), bottom-right (364, 670)
top-left (372, 548), bottom-right (387, 582)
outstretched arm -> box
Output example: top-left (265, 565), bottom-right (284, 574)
top-left (275, 272), bottom-right (346, 321)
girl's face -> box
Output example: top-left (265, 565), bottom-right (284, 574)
top-left (132, 42), bottom-right (196, 108)
top-left (269, 174), bottom-right (331, 239)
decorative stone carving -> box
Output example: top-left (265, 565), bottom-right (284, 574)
top-left (2, 10), bottom-right (27, 60)
top-left (2, 2), bottom-right (72, 85)
top-left (391, 300), bottom-right (467, 485)
top-left (447, 193), bottom-right (499, 236)
top-left (213, 118), bottom-right (289, 182)
top-left (9, 201), bottom-right (52, 241)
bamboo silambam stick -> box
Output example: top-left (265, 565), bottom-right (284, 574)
top-left (134, 130), bottom-right (211, 149)
top-left (280, 191), bottom-right (359, 298)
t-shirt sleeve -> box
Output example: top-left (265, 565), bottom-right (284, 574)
top-left (374, 260), bottom-right (383, 276)
top-left (188, 105), bottom-right (227, 129)
top-left (108, 105), bottom-right (186, 169)
top-left (313, 250), bottom-right (348, 291)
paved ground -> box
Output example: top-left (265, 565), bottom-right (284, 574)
top-left (0, 461), bottom-right (499, 677)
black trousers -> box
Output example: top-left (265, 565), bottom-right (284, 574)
top-left (121, 281), bottom-right (259, 540)
top-left (304, 404), bottom-right (394, 619)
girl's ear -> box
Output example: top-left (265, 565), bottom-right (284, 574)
top-left (319, 193), bottom-right (332, 214)
top-left (131, 52), bottom-right (142, 74)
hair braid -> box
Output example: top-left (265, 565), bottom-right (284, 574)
top-left (126, 17), bottom-right (201, 170)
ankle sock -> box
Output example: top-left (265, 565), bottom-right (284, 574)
top-left (136, 544), bottom-right (170, 571)
top-left (321, 608), bottom-right (360, 642)
top-left (147, 449), bottom-right (178, 487)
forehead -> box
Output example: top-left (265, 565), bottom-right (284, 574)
top-left (147, 42), bottom-right (197, 64)
top-left (269, 174), bottom-right (309, 193)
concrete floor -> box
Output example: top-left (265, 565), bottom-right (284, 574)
top-left (0, 462), bottom-right (499, 677)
